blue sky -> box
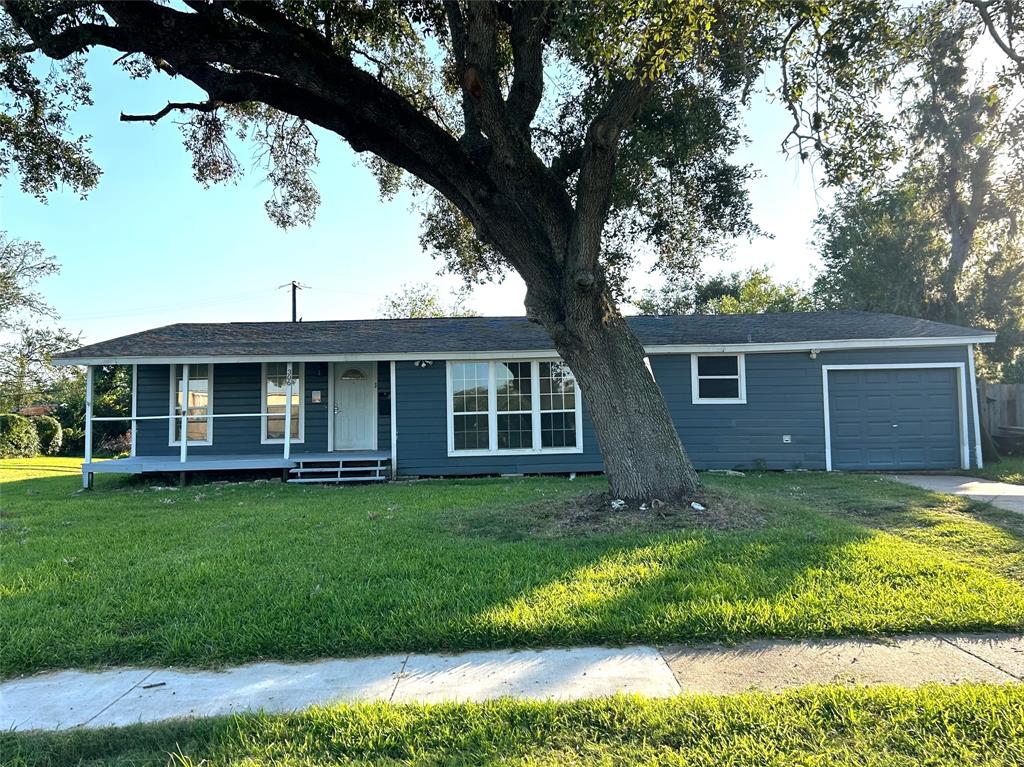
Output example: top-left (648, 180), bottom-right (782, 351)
top-left (2, 50), bottom-right (826, 344)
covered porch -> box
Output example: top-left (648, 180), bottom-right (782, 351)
top-left (81, 359), bottom-right (398, 488)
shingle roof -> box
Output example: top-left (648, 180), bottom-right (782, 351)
top-left (54, 311), bottom-right (994, 362)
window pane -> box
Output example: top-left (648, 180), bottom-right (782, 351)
top-left (539, 361), bottom-right (576, 412)
top-left (264, 363), bottom-right (301, 440)
top-left (454, 414), bottom-right (489, 450)
top-left (451, 363), bottom-right (489, 414)
top-left (697, 356), bottom-right (738, 376)
top-left (174, 364), bottom-right (210, 443)
top-left (497, 413), bottom-right (533, 449)
top-left (698, 378), bottom-right (740, 399)
top-left (496, 362), bottom-right (531, 412)
top-left (541, 411), bottom-right (576, 448)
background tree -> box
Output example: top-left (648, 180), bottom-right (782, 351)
top-left (0, 232), bottom-right (58, 330)
top-left (0, 0), bottom-right (936, 501)
top-left (0, 325), bottom-right (81, 412)
top-left (637, 268), bottom-right (814, 316)
top-left (814, 3), bottom-right (1024, 380)
top-left (379, 282), bottom-right (479, 319)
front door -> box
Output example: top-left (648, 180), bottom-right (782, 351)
top-left (334, 363), bottom-right (376, 450)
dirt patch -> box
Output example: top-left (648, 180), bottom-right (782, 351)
top-left (516, 489), bottom-right (768, 536)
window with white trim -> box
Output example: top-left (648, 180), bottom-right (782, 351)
top-left (448, 360), bottom-right (582, 455)
top-left (539, 361), bottom-right (578, 447)
top-left (170, 364), bottom-right (213, 445)
top-left (262, 362), bottom-right (304, 443)
top-left (691, 354), bottom-right (746, 404)
top-left (451, 362), bottom-right (490, 451)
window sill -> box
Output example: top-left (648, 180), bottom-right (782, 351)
top-left (261, 438), bottom-right (306, 445)
top-left (169, 440), bottom-right (214, 447)
top-left (691, 398), bottom-right (748, 405)
top-left (447, 446), bottom-right (584, 458)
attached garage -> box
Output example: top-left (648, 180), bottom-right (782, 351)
top-left (824, 365), bottom-right (967, 471)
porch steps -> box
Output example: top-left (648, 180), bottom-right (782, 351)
top-left (287, 454), bottom-right (391, 484)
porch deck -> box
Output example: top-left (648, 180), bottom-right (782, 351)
top-left (84, 451), bottom-right (392, 481)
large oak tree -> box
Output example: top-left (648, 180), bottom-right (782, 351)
top-left (2, 0), bottom-right (997, 501)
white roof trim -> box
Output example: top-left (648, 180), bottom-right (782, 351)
top-left (53, 333), bottom-right (997, 366)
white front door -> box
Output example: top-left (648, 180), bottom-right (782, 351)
top-left (334, 363), bottom-right (377, 450)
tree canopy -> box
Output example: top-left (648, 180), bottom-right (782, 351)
top-left (379, 282), bottom-right (478, 318)
top-left (636, 267), bottom-right (814, 315)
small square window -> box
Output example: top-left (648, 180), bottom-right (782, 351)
top-left (692, 354), bottom-right (746, 404)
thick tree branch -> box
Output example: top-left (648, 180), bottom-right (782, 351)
top-left (120, 100), bottom-right (220, 123)
top-left (569, 77), bottom-right (653, 277)
top-left (442, 0), bottom-right (485, 148)
top-left (506, 2), bottom-right (548, 136)
top-left (964, 0), bottom-right (1024, 68)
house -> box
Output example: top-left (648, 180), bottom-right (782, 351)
top-left (54, 311), bottom-right (995, 488)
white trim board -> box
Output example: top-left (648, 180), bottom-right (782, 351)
top-left (54, 334), bottom-right (997, 366)
top-left (968, 344), bottom-right (984, 469)
top-left (821, 363), bottom-right (970, 472)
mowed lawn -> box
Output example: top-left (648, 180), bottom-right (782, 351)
top-left (3, 457), bottom-right (1024, 677)
top-left (973, 454), bottom-right (1024, 485)
top-left (5, 685), bottom-right (1023, 766)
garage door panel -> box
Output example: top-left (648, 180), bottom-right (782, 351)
top-left (828, 368), bottom-right (960, 471)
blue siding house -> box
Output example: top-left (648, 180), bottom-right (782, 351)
top-left (54, 312), bottom-right (995, 488)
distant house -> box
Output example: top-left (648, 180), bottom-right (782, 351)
top-left (54, 311), bottom-right (995, 488)
top-left (16, 404), bottom-right (57, 417)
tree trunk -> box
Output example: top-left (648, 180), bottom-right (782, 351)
top-left (536, 286), bottom-right (702, 503)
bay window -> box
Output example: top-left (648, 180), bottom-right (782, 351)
top-left (447, 360), bottom-right (582, 455)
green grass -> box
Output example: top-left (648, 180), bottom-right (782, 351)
top-left (972, 455), bottom-right (1024, 485)
top-left (3, 457), bottom-right (1024, 678)
top-left (4, 684), bottom-right (1023, 766)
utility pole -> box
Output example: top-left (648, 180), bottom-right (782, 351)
top-left (278, 281), bottom-right (306, 322)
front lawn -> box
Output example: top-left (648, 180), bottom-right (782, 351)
top-left (973, 455), bottom-right (1024, 485)
top-left (4, 684), bottom-right (1022, 766)
top-left (2, 457), bottom-right (1024, 677)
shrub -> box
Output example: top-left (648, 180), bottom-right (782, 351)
top-left (0, 414), bottom-right (40, 458)
top-left (59, 426), bottom-right (84, 456)
top-left (31, 415), bottom-right (63, 455)
top-left (97, 430), bottom-right (132, 457)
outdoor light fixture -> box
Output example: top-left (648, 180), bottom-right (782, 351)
top-left (414, 360), bottom-right (434, 368)
top-left (809, 349), bottom-right (819, 359)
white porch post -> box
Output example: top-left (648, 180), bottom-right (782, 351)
top-left (283, 362), bottom-right (293, 460)
top-left (389, 360), bottom-right (397, 479)
top-left (83, 365), bottom-right (94, 489)
top-left (130, 363), bottom-right (138, 457)
top-left (180, 363), bottom-right (189, 464)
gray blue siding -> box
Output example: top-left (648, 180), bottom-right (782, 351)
top-left (648, 345), bottom-right (977, 471)
top-left (136, 362), bottom-right (332, 456)
top-left (132, 344), bottom-right (979, 474)
top-left (392, 361), bottom-right (603, 477)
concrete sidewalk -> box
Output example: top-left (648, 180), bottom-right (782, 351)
top-left (2, 634), bottom-right (1022, 732)
top-left (891, 474), bottom-right (1024, 514)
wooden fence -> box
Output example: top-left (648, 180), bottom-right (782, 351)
top-left (978, 381), bottom-right (1024, 434)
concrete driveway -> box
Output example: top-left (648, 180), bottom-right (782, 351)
top-left (890, 474), bottom-right (1024, 514)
